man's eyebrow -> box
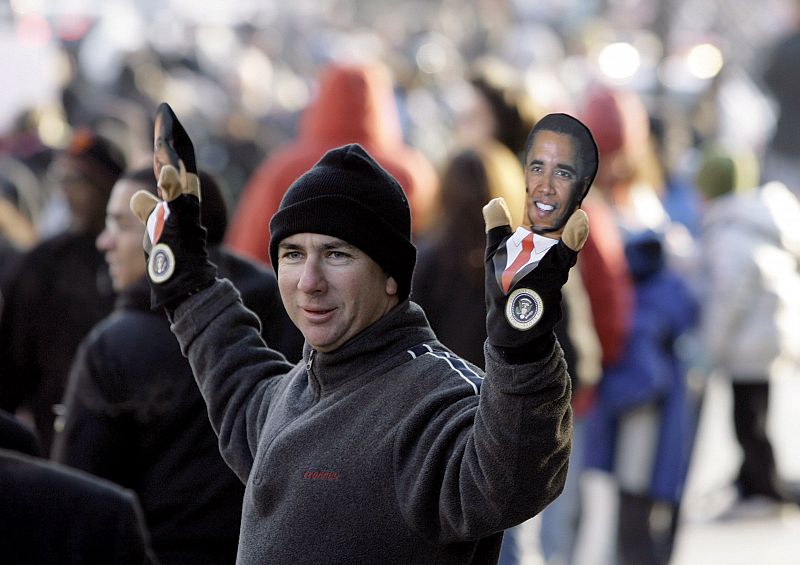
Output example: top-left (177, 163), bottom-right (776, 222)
top-left (321, 240), bottom-right (355, 251)
top-left (325, 238), bottom-right (355, 247)
top-left (528, 159), bottom-right (578, 174)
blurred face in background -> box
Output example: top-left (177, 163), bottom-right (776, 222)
top-left (54, 160), bottom-right (109, 235)
top-left (524, 129), bottom-right (580, 238)
top-left (455, 87), bottom-right (497, 148)
top-left (96, 178), bottom-right (148, 292)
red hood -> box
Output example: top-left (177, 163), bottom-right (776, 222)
top-left (297, 62), bottom-right (404, 150)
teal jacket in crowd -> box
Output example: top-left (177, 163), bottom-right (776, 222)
top-left (171, 279), bottom-right (572, 564)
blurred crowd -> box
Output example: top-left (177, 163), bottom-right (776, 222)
top-left (1, 0), bottom-right (800, 563)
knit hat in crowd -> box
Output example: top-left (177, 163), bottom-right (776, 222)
top-left (269, 143), bottom-right (416, 300)
top-left (61, 128), bottom-right (127, 192)
top-left (695, 144), bottom-right (760, 201)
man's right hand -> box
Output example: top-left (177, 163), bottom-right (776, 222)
top-left (129, 102), bottom-right (217, 311)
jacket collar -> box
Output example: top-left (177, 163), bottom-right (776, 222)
top-left (301, 300), bottom-right (435, 396)
top-left (114, 276), bottom-right (153, 313)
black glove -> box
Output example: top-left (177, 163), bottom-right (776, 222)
top-left (129, 102), bottom-right (217, 311)
top-left (484, 197), bottom-right (589, 354)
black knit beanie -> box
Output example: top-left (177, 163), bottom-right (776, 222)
top-left (269, 144), bottom-right (416, 301)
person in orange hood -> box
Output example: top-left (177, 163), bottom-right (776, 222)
top-left (225, 61), bottom-right (439, 265)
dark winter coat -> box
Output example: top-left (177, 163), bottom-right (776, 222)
top-left (585, 231), bottom-right (698, 502)
top-left (51, 278), bottom-right (243, 564)
top-left (0, 231), bottom-right (115, 452)
top-left (0, 408), bottom-right (40, 456)
top-left (51, 247), bottom-right (302, 564)
top-left (412, 235), bottom-right (488, 368)
top-left (0, 448), bottom-right (156, 564)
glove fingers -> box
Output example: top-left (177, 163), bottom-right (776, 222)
top-left (158, 165), bottom-right (184, 201)
top-left (154, 102), bottom-right (197, 175)
top-left (483, 197), bottom-right (514, 255)
top-left (130, 190), bottom-right (160, 225)
top-left (561, 208), bottom-right (589, 251)
top-left (186, 171), bottom-right (201, 200)
top-left (483, 197), bottom-right (512, 233)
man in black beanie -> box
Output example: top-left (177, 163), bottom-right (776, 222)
top-left (130, 103), bottom-right (592, 564)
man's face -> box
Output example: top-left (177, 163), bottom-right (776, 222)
top-left (96, 179), bottom-right (148, 292)
top-left (277, 233), bottom-right (399, 353)
top-left (524, 130), bottom-right (581, 238)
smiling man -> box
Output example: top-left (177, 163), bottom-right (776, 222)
top-left (129, 104), bottom-right (596, 565)
top-left (524, 113), bottom-right (598, 237)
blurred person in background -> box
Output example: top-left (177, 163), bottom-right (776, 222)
top-left (761, 0), bottom-right (800, 197)
top-left (0, 170), bottom-right (38, 288)
top-left (0, 129), bottom-right (125, 452)
top-left (0, 110), bottom-right (55, 205)
top-left (1, 408), bottom-right (157, 564)
top-left (0, 113), bottom-right (54, 273)
top-left (411, 140), bottom-right (526, 369)
top-left (580, 84), bottom-right (700, 565)
top-left (1, 447), bottom-right (158, 564)
top-left (455, 57), bottom-right (540, 162)
top-left (580, 85), bottom-right (672, 235)
top-left (1, 407), bottom-right (41, 457)
top-left (225, 60), bottom-right (439, 264)
top-left (584, 229), bottom-right (698, 565)
top-left (569, 85), bottom-right (637, 409)
top-left (52, 167), bottom-right (303, 564)
top-left (0, 151), bottom-right (43, 244)
top-left (649, 115), bottom-right (704, 239)
top-left (695, 146), bottom-right (800, 516)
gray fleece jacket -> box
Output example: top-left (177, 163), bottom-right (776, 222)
top-left (171, 279), bottom-right (572, 564)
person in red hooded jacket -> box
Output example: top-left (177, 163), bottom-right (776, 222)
top-left (225, 61), bottom-right (439, 264)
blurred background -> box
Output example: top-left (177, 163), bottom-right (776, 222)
top-left (2, 0), bottom-right (800, 563)
top-left (0, 0), bottom-right (791, 205)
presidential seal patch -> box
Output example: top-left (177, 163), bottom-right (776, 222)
top-left (148, 243), bottom-right (176, 284)
top-left (505, 288), bottom-right (544, 330)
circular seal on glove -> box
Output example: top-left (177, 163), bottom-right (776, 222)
top-left (505, 288), bottom-right (544, 330)
top-left (148, 243), bottom-right (176, 284)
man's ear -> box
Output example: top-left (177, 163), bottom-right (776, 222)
top-left (386, 276), bottom-right (398, 296)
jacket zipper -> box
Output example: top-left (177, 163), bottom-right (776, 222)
top-left (253, 349), bottom-right (318, 486)
top-left (307, 349), bottom-right (321, 402)
top-left (306, 349), bottom-right (315, 374)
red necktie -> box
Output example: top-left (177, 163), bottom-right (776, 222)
top-left (153, 203), bottom-right (166, 244)
top-left (501, 232), bottom-right (534, 293)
